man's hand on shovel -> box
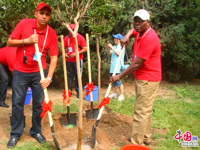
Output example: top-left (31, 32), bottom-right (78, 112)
top-left (40, 78), bottom-right (51, 89)
top-left (109, 74), bottom-right (121, 84)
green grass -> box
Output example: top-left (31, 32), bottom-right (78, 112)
top-left (109, 94), bottom-right (135, 116)
top-left (108, 82), bottom-right (200, 149)
top-left (52, 98), bottom-right (79, 114)
top-left (8, 141), bottom-right (53, 150)
top-left (111, 147), bottom-right (120, 150)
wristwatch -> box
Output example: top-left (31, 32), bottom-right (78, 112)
top-left (117, 74), bottom-right (121, 80)
top-left (47, 77), bottom-right (52, 83)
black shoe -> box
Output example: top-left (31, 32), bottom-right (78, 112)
top-left (31, 133), bottom-right (46, 143)
top-left (77, 92), bottom-right (79, 98)
top-left (128, 137), bottom-right (131, 142)
top-left (7, 137), bottom-right (20, 148)
top-left (128, 137), bottom-right (151, 145)
top-left (143, 141), bottom-right (151, 145)
top-left (0, 102), bottom-right (9, 108)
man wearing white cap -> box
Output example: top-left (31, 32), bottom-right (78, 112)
top-left (110, 9), bottom-right (162, 145)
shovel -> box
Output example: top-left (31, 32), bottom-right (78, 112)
top-left (34, 43), bottom-right (60, 150)
top-left (91, 45), bottom-right (125, 148)
top-left (60, 35), bottom-right (77, 129)
top-left (85, 33), bottom-right (99, 121)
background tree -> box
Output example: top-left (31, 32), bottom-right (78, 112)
top-left (55, 0), bottom-right (94, 149)
top-left (0, 0), bottom-right (36, 47)
top-left (0, 0), bottom-right (200, 84)
top-left (148, 0), bottom-right (200, 81)
top-left (85, 0), bottom-right (123, 104)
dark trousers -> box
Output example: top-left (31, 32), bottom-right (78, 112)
top-left (11, 69), bottom-right (47, 138)
top-left (66, 60), bottom-right (83, 93)
top-left (0, 63), bottom-right (9, 104)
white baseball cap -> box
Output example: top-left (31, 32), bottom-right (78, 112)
top-left (133, 9), bottom-right (150, 21)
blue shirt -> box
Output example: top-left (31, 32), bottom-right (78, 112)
top-left (110, 44), bottom-right (125, 73)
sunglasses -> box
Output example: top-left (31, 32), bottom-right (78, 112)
top-left (39, 11), bottom-right (51, 16)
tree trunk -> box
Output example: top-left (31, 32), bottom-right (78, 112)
top-left (95, 34), bottom-right (101, 105)
top-left (74, 37), bottom-right (83, 150)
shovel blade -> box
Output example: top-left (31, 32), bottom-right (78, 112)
top-left (85, 108), bottom-right (99, 120)
top-left (52, 135), bottom-right (61, 150)
top-left (91, 124), bottom-right (97, 148)
top-left (61, 113), bottom-right (77, 129)
top-left (50, 126), bottom-right (61, 150)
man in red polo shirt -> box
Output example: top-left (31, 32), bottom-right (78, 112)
top-left (110, 9), bottom-right (162, 146)
top-left (6, 3), bottom-right (58, 148)
top-left (64, 24), bottom-right (87, 98)
top-left (0, 47), bottom-right (17, 108)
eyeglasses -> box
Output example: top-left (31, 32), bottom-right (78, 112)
top-left (39, 11), bottom-right (51, 16)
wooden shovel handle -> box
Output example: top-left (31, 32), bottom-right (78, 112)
top-left (86, 33), bottom-right (93, 102)
top-left (97, 46), bottom-right (125, 120)
top-left (34, 43), bottom-right (53, 126)
top-left (61, 35), bottom-right (69, 106)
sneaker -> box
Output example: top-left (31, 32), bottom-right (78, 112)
top-left (118, 95), bottom-right (124, 101)
top-left (108, 93), bottom-right (117, 99)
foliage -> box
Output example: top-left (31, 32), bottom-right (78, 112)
top-left (0, 0), bottom-right (200, 82)
top-left (0, 0), bottom-right (61, 47)
top-left (86, 0), bottom-right (123, 36)
top-left (149, 0), bottom-right (200, 81)
top-left (0, 0), bottom-right (35, 47)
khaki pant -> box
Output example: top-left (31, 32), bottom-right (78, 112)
top-left (130, 79), bottom-right (160, 145)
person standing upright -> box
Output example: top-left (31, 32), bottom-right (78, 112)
top-left (64, 24), bottom-right (87, 98)
top-left (110, 9), bottom-right (162, 145)
top-left (6, 3), bottom-right (58, 148)
top-left (107, 34), bottom-right (125, 101)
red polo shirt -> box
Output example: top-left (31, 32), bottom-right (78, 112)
top-left (0, 47), bottom-right (17, 71)
top-left (10, 19), bottom-right (58, 73)
top-left (132, 27), bottom-right (162, 81)
top-left (64, 33), bottom-right (87, 62)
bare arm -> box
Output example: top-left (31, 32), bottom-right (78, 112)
top-left (121, 29), bottom-right (134, 46)
top-left (107, 43), bottom-right (120, 55)
top-left (109, 48), bottom-right (111, 56)
top-left (110, 57), bottom-right (145, 82)
top-left (7, 35), bottom-right (39, 47)
top-left (78, 47), bottom-right (87, 54)
top-left (68, 46), bottom-right (87, 58)
top-left (40, 55), bottom-right (58, 89)
top-left (106, 43), bottom-right (112, 56)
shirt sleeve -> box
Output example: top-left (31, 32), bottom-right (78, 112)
top-left (116, 45), bottom-right (121, 53)
top-left (64, 36), bottom-right (68, 48)
top-left (78, 34), bottom-right (87, 48)
top-left (7, 47), bottom-right (17, 72)
top-left (137, 39), bottom-right (156, 60)
top-left (10, 19), bottom-right (26, 39)
top-left (49, 32), bottom-right (59, 56)
top-left (133, 29), bottom-right (139, 38)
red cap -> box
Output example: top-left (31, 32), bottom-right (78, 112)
top-left (36, 3), bottom-right (52, 12)
top-left (69, 24), bottom-right (75, 30)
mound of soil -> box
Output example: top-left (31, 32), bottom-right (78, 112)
top-left (0, 80), bottom-right (179, 149)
